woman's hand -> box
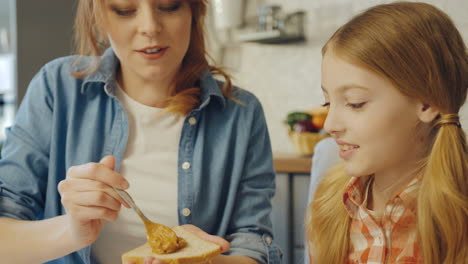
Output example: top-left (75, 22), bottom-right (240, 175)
top-left (125, 225), bottom-right (230, 264)
top-left (180, 224), bottom-right (231, 252)
top-left (57, 155), bottom-right (130, 248)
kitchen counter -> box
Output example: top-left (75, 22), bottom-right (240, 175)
top-left (273, 152), bottom-right (312, 174)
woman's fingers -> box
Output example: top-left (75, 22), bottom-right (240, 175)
top-left (58, 156), bottom-right (133, 225)
top-left (58, 178), bottom-right (130, 208)
top-left (66, 203), bottom-right (119, 222)
top-left (57, 156), bottom-right (130, 247)
top-left (66, 157), bottom-right (129, 190)
top-left (60, 189), bottom-right (125, 221)
top-left (181, 225), bottom-right (231, 253)
top-left (74, 191), bottom-right (122, 211)
top-left (58, 155), bottom-right (131, 209)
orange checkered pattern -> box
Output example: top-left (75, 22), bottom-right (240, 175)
top-left (343, 176), bottom-right (423, 264)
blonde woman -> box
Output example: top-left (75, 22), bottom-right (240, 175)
top-left (306, 2), bottom-right (467, 264)
top-left (0, 1), bottom-right (281, 263)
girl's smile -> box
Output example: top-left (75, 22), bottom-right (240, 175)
top-left (335, 139), bottom-right (360, 160)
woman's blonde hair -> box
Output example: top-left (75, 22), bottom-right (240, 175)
top-left (307, 2), bottom-right (468, 263)
top-left (72, 0), bottom-right (233, 115)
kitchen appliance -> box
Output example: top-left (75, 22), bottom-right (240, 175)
top-left (212, 0), bottom-right (244, 30)
top-left (237, 5), bottom-right (306, 44)
top-left (257, 4), bottom-right (282, 32)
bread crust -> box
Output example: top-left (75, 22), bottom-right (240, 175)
top-left (122, 248), bottom-right (220, 264)
top-left (121, 226), bottom-right (221, 264)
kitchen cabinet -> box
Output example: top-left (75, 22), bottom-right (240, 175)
top-left (272, 153), bottom-right (312, 264)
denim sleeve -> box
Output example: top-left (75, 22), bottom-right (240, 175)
top-left (226, 232), bottom-right (282, 264)
top-left (223, 96), bottom-right (282, 264)
top-left (0, 67), bottom-right (52, 220)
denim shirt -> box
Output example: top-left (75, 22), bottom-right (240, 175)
top-left (0, 48), bottom-right (282, 264)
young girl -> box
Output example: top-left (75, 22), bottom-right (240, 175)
top-left (0, 1), bottom-right (281, 263)
top-left (307, 2), bottom-right (467, 264)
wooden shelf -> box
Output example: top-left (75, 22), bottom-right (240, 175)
top-left (273, 152), bottom-right (312, 174)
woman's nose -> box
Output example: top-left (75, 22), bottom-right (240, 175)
top-left (139, 6), bottom-right (162, 38)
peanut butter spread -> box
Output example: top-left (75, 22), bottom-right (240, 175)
top-left (144, 219), bottom-right (187, 254)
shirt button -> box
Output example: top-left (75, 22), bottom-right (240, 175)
top-left (188, 117), bottom-right (197, 125)
top-left (265, 236), bottom-right (272, 245)
top-left (182, 162), bottom-right (191, 170)
top-left (182, 208), bottom-right (191, 216)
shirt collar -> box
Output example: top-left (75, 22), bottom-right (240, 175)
top-left (196, 70), bottom-right (226, 111)
top-left (343, 175), bottom-right (420, 218)
top-left (80, 48), bottom-right (226, 110)
top-left (80, 48), bottom-right (119, 96)
top-left (343, 176), bottom-right (369, 217)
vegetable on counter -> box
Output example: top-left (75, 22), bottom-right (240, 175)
top-left (284, 112), bottom-right (312, 131)
top-left (284, 108), bottom-right (328, 133)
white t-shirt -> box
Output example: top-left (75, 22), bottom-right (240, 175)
top-left (92, 85), bottom-right (184, 264)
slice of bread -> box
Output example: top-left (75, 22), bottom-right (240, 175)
top-left (122, 226), bottom-right (221, 264)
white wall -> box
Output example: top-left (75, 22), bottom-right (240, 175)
top-left (220, 0), bottom-right (468, 154)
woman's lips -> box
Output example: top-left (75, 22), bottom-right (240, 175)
top-left (137, 47), bottom-right (168, 60)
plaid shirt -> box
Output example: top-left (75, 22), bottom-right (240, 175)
top-left (343, 176), bottom-right (423, 264)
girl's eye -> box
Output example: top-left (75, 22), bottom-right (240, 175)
top-left (321, 102), bottom-right (330, 108)
top-left (347, 102), bottom-right (367, 109)
top-left (112, 8), bottom-right (136, 16)
top-left (159, 2), bottom-right (182, 12)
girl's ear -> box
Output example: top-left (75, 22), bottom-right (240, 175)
top-left (417, 102), bottom-right (440, 123)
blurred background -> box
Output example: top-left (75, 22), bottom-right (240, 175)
top-left (0, 1), bottom-right (467, 263)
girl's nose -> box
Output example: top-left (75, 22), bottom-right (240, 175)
top-left (323, 107), bottom-right (344, 136)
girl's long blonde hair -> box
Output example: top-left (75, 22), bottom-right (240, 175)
top-left (306, 2), bottom-right (468, 263)
top-left (72, 0), bottom-right (233, 115)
